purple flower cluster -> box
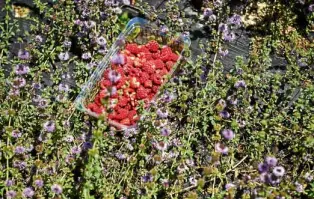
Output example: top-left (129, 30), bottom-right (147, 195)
top-left (258, 156), bottom-right (285, 185)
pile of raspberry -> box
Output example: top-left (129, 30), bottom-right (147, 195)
top-left (87, 40), bottom-right (179, 126)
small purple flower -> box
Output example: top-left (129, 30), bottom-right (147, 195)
top-left (159, 25), bottom-right (169, 35)
top-left (96, 36), bottom-right (107, 46)
top-left (51, 184), bottom-right (63, 195)
top-left (84, 20), bottom-right (96, 29)
top-left (122, 0), bottom-right (130, 5)
top-left (108, 70), bottom-right (121, 83)
top-left (215, 143), bottom-right (229, 154)
top-left (265, 156), bottom-right (277, 167)
top-left (32, 82), bottom-right (42, 90)
top-left (258, 163), bottom-right (269, 173)
top-left (35, 35), bottom-right (43, 43)
top-left (208, 14), bottom-right (217, 22)
top-left (43, 121), bottom-right (56, 132)
top-left (82, 52), bottom-right (92, 60)
top-left (5, 179), bottom-right (15, 187)
top-left (161, 127), bottom-right (171, 136)
top-left (273, 166), bottom-right (285, 177)
top-left (219, 48), bottom-right (229, 57)
top-left (83, 141), bottom-right (93, 150)
top-left (18, 49), bottom-right (30, 60)
top-left (227, 96), bottom-right (238, 105)
top-left (34, 179), bottom-right (44, 188)
top-left (74, 19), bottom-right (82, 25)
top-left (228, 14), bottom-right (242, 26)
top-left (63, 40), bottom-right (72, 48)
top-left (177, 164), bottom-right (188, 173)
top-left (111, 53), bottom-right (126, 65)
top-left (110, 86), bottom-right (117, 96)
top-left (155, 141), bottom-right (168, 151)
top-left (142, 173), bottom-right (153, 182)
top-left (58, 52), bottom-right (70, 61)
top-left (156, 109), bottom-right (168, 118)
top-left (219, 110), bottom-right (230, 119)
top-left (309, 4), bottom-right (314, 12)
top-left (225, 183), bottom-right (236, 190)
top-left (38, 99), bottom-right (48, 109)
top-left (14, 161), bottom-right (27, 170)
top-left (58, 83), bottom-right (70, 92)
top-left (214, 0), bottom-right (222, 7)
top-left (15, 146), bottom-right (25, 154)
top-left (162, 92), bottom-right (175, 103)
top-left (12, 130), bottom-right (22, 138)
top-left (304, 172), bottom-right (313, 182)
top-left (295, 182), bottom-right (304, 193)
top-left (115, 152), bottom-right (127, 160)
top-left (6, 190), bottom-right (17, 199)
top-left (8, 89), bottom-right (20, 96)
top-left (221, 129), bottom-right (235, 140)
top-left (218, 23), bottom-right (228, 33)
top-left (189, 177), bottom-right (197, 185)
top-left (234, 80), bottom-right (246, 88)
top-left (15, 64), bottom-right (30, 75)
top-left (223, 31), bottom-right (236, 42)
top-left (217, 99), bottom-right (227, 109)
top-left (203, 8), bottom-right (213, 17)
top-left (12, 77), bottom-right (26, 88)
top-left (71, 146), bottom-right (82, 155)
top-left (23, 187), bottom-right (35, 198)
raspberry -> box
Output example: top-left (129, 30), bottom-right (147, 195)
top-left (166, 61), bottom-right (175, 70)
top-left (100, 79), bottom-right (112, 89)
top-left (151, 74), bottom-right (163, 85)
top-left (137, 46), bottom-right (150, 53)
top-left (117, 96), bottom-right (129, 107)
top-left (144, 80), bottom-right (153, 88)
top-left (138, 72), bottom-right (150, 84)
top-left (133, 57), bottom-right (143, 67)
top-left (136, 86), bottom-right (148, 99)
top-left (161, 46), bottom-right (173, 54)
top-left (120, 118), bottom-right (131, 126)
top-left (130, 77), bottom-right (140, 89)
top-left (152, 51), bottom-right (161, 59)
top-left (171, 53), bottom-right (179, 62)
top-left (154, 59), bottom-right (165, 69)
top-left (128, 110), bottom-right (137, 119)
top-left (148, 93), bottom-right (155, 100)
top-left (128, 67), bottom-right (141, 77)
top-left (115, 108), bottom-right (129, 120)
top-left (103, 69), bottom-right (110, 79)
top-left (108, 111), bottom-right (117, 120)
top-left (157, 68), bottom-right (169, 76)
top-left (99, 89), bottom-right (110, 99)
top-left (87, 103), bottom-right (104, 114)
top-left (94, 95), bottom-right (102, 106)
top-left (123, 88), bottom-right (135, 97)
top-left (152, 85), bottom-right (159, 93)
top-left (121, 49), bottom-right (132, 56)
top-left (142, 60), bottom-right (156, 74)
top-left (126, 43), bottom-right (140, 54)
top-left (146, 40), bottom-right (160, 52)
top-left (138, 52), bottom-right (153, 61)
top-left (116, 76), bottom-right (127, 89)
top-left (160, 47), bottom-right (173, 62)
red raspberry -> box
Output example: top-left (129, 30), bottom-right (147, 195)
top-left (123, 88), bottom-right (135, 97)
top-left (160, 46), bottom-right (173, 62)
top-left (157, 68), bottom-right (169, 76)
top-left (146, 40), bottom-right (160, 52)
top-left (128, 110), bottom-right (137, 120)
top-left (94, 95), bottom-right (102, 106)
top-left (161, 46), bottom-right (172, 54)
top-left (148, 93), bottom-right (155, 100)
top-left (152, 51), bottom-right (161, 59)
top-left (166, 61), bottom-right (175, 70)
top-left (99, 89), bottom-right (110, 99)
top-left (137, 46), bottom-right (150, 53)
top-left (138, 52), bottom-right (153, 60)
top-left (120, 118), bottom-right (131, 126)
top-left (117, 96), bottom-right (129, 107)
top-left (130, 77), bottom-right (141, 89)
top-left (116, 77), bottom-right (127, 89)
top-left (126, 43), bottom-right (140, 54)
top-left (115, 108), bottom-right (129, 120)
top-left (103, 69), bottom-right (110, 79)
top-left (171, 53), bottom-right (179, 62)
top-left (136, 86), bottom-right (148, 99)
top-left (138, 72), bottom-right (150, 84)
top-left (152, 85), bottom-right (159, 93)
top-left (128, 67), bottom-right (141, 77)
top-left (151, 74), bottom-right (163, 85)
top-left (133, 57), bottom-right (143, 67)
top-left (142, 60), bottom-right (156, 74)
top-left (100, 79), bottom-right (112, 89)
top-left (108, 111), bottom-right (117, 120)
top-left (87, 103), bottom-right (104, 114)
top-left (154, 59), bottom-right (165, 69)
top-left (144, 80), bottom-right (153, 88)
top-left (121, 49), bottom-right (132, 56)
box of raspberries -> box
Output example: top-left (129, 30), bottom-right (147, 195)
top-left (75, 17), bottom-right (190, 130)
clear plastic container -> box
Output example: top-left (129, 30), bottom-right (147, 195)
top-left (74, 17), bottom-right (191, 130)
